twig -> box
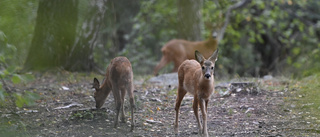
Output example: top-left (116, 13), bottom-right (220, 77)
top-left (218, 0), bottom-right (252, 42)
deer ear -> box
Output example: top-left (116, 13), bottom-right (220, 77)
top-left (93, 78), bottom-right (100, 89)
top-left (195, 50), bottom-right (205, 64)
top-left (208, 48), bottom-right (219, 62)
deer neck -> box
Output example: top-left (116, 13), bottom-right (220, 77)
top-left (197, 76), bottom-right (215, 99)
top-left (100, 78), bottom-right (112, 97)
top-left (204, 38), bottom-right (218, 48)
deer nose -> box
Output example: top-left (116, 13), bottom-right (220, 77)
top-left (205, 74), bottom-right (211, 79)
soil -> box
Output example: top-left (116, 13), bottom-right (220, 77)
top-left (1, 71), bottom-right (319, 137)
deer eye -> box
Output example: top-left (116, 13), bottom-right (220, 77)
top-left (211, 67), bottom-right (214, 70)
top-left (202, 66), bottom-right (205, 70)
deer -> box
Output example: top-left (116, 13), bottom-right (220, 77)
top-left (174, 49), bottom-right (219, 137)
top-left (92, 56), bottom-right (135, 131)
top-left (153, 31), bottom-right (218, 76)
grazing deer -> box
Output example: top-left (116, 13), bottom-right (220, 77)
top-left (93, 57), bottom-right (135, 131)
top-left (174, 49), bottom-right (219, 137)
top-left (153, 31), bottom-right (218, 75)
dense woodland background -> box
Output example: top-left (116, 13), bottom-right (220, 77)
top-left (1, 0), bottom-right (320, 136)
top-left (1, 0), bottom-right (320, 78)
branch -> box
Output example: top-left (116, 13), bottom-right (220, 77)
top-left (218, 0), bottom-right (252, 42)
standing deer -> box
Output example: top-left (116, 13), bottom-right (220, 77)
top-left (153, 31), bottom-right (218, 76)
top-left (174, 49), bottom-right (219, 137)
top-left (93, 56), bottom-right (135, 131)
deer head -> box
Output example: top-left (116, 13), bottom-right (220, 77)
top-left (93, 78), bottom-right (108, 109)
top-left (195, 49), bottom-right (219, 80)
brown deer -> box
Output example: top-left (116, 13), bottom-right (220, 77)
top-left (153, 31), bottom-right (218, 75)
top-left (174, 49), bottom-right (219, 137)
top-left (93, 56), bottom-right (135, 131)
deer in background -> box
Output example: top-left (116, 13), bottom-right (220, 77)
top-left (174, 49), bottom-right (219, 137)
top-left (153, 31), bottom-right (219, 76)
top-left (93, 57), bottom-right (135, 131)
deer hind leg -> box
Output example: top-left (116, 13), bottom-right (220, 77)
top-left (200, 99), bottom-right (208, 137)
top-left (193, 96), bottom-right (203, 135)
top-left (174, 86), bottom-right (187, 134)
top-left (120, 88), bottom-right (126, 123)
top-left (112, 86), bottom-right (121, 128)
top-left (127, 83), bottom-right (135, 131)
top-left (172, 57), bottom-right (185, 72)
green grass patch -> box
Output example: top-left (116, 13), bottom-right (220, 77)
top-left (290, 73), bottom-right (320, 120)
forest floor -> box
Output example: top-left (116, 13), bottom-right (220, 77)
top-left (1, 71), bottom-right (320, 137)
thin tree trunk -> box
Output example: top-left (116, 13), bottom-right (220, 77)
top-left (66, 0), bottom-right (107, 71)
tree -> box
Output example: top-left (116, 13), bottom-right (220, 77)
top-left (24, 0), bottom-right (78, 70)
top-left (177, 0), bottom-right (203, 41)
top-left (24, 0), bottom-right (109, 72)
top-left (66, 0), bottom-right (107, 71)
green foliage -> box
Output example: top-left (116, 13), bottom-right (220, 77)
top-left (14, 91), bottom-right (39, 108)
top-left (203, 0), bottom-right (320, 77)
top-left (0, 117), bottom-right (30, 136)
top-left (70, 110), bottom-right (97, 120)
top-left (0, 31), bottom-right (37, 108)
top-left (0, 0), bottom-right (38, 66)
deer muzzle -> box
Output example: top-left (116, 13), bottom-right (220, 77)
top-left (204, 73), bottom-right (211, 79)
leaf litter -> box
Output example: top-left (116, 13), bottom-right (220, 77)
top-left (0, 72), bottom-right (319, 136)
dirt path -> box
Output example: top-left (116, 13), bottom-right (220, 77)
top-left (1, 72), bottom-right (319, 136)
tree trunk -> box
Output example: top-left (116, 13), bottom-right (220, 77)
top-left (177, 0), bottom-right (203, 41)
top-left (66, 0), bottom-right (107, 71)
top-left (24, 0), bottom-right (78, 70)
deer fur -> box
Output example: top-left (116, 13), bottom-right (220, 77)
top-left (174, 49), bottom-right (219, 137)
top-left (153, 31), bottom-right (218, 75)
top-left (93, 56), bottom-right (135, 131)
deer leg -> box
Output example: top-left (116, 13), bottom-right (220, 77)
top-left (172, 58), bottom-right (184, 72)
top-left (127, 84), bottom-right (135, 131)
top-left (154, 55), bottom-right (169, 76)
top-left (173, 54), bottom-right (187, 72)
top-left (205, 100), bottom-right (208, 112)
top-left (113, 87), bottom-right (121, 128)
top-left (193, 96), bottom-right (202, 135)
top-left (200, 99), bottom-right (208, 137)
top-left (120, 88), bottom-right (126, 123)
top-left (173, 63), bottom-right (180, 72)
top-left (174, 87), bottom-right (187, 134)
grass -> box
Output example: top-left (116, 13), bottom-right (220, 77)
top-left (289, 73), bottom-right (320, 120)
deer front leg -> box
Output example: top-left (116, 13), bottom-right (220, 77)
top-left (200, 98), bottom-right (208, 137)
top-left (193, 96), bottom-right (202, 135)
